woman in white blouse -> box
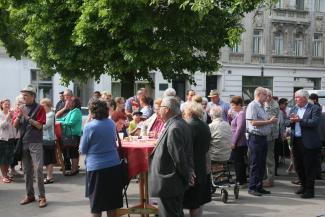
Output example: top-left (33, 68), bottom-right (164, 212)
top-left (0, 99), bottom-right (16, 183)
top-left (40, 98), bottom-right (56, 184)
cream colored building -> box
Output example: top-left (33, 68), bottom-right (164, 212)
top-left (1, 0), bottom-right (325, 105)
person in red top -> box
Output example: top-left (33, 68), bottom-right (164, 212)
top-left (13, 85), bottom-right (47, 208)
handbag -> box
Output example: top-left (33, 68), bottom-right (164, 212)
top-left (43, 140), bottom-right (56, 149)
top-left (13, 104), bottom-right (40, 161)
top-left (61, 125), bottom-right (80, 149)
top-left (116, 131), bottom-right (129, 188)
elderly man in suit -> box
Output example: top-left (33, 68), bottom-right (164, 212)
top-left (286, 89), bottom-right (322, 198)
top-left (149, 96), bottom-right (194, 217)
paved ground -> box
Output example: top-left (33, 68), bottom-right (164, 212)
top-left (0, 159), bottom-right (324, 217)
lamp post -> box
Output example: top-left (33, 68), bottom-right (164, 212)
top-left (260, 56), bottom-right (265, 87)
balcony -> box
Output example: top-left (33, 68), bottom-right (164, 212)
top-left (271, 8), bottom-right (310, 25)
top-left (311, 57), bottom-right (325, 65)
top-left (271, 55), bottom-right (308, 64)
top-left (229, 52), bottom-right (244, 64)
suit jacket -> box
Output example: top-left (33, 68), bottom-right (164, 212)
top-left (285, 103), bottom-right (321, 149)
top-left (187, 118), bottom-right (211, 185)
top-left (149, 115), bottom-right (193, 197)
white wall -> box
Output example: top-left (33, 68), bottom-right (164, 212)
top-left (0, 57), bottom-right (33, 104)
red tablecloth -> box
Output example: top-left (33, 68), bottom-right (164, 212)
top-left (55, 122), bottom-right (62, 141)
top-left (121, 140), bottom-right (156, 178)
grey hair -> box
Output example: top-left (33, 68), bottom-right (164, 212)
top-left (163, 88), bottom-right (176, 98)
top-left (202, 97), bottom-right (208, 103)
top-left (254, 87), bottom-right (266, 97)
top-left (183, 102), bottom-right (204, 119)
top-left (209, 106), bottom-right (222, 120)
top-left (162, 96), bottom-right (181, 115)
top-left (295, 89), bottom-right (309, 98)
top-left (265, 88), bottom-right (272, 96)
top-left (64, 89), bottom-right (73, 96)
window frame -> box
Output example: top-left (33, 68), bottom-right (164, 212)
top-left (313, 33), bottom-right (323, 57)
top-left (30, 69), bottom-right (53, 102)
top-left (293, 33), bottom-right (304, 56)
top-left (274, 32), bottom-right (284, 55)
top-left (253, 30), bottom-right (264, 54)
top-left (242, 76), bottom-right (273, 103)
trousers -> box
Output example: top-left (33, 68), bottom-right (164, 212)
top-left (22, 143), bottom-right (45, 198)
top-left (248, 134), bottom-right (267, 191)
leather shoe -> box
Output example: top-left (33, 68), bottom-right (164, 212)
top-left (248, 190), bottom-right (262, 196)
top-left (295, 188), bottom-right (305, 195)
top-left (257, 188), bottom-right (271, 194)
top-left (39, 197), bottom-right (47, 208)
top-left (300, 192), bottom-right (314, 199)
top-left (20, 196), bottom-right (36, 205)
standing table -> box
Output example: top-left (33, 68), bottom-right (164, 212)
top-left (116, 140), bottom-right (158, 217)
top-left (54, 122), bottom-right (65, 174)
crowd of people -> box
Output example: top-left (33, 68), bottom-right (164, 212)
top-left (0, 84), bottom-right (324, 217)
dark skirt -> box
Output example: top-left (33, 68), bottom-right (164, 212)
top-left (43, 147), bottom-right (57, 166)
top-left (64, 136), bottom-right (80, 159)
top-left (183, 174), bottom-right (211, 209)
top-left (0, 139), bottom-right (15, 165)
top-left (86, 164), bottom-right (123, 214)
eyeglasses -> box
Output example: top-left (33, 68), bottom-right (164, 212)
top-left (159, 105), bottom-right (168, 109)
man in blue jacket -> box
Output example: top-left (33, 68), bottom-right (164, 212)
top-left (286, 89), bottom-right (322, 198)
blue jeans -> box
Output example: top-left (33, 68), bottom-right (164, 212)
top-left (248, 134), bottom-right (267, 191)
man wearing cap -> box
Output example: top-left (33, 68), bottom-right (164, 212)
top-left (206, 89), bottom-right (230, 121)
top-left (13, 85), bottom-right (47, 208)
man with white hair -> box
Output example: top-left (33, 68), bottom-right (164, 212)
top-left (149, 96), bottom-right (194, 217)
top-left (263, 88), bottom-right (280, 187)
top-left (246, 87), bottom-right (278, 196)
top-left (285, 89), bottom-right (321, 199)
top-left (163, 87), bottom-right (177, 98)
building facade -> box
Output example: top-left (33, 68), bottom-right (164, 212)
top-left (1, 0), bottom-right (325, 106)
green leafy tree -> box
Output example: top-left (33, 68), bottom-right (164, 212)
top-left (0, 0), bottom-right (271, 84)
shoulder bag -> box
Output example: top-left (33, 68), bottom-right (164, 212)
top-left (61, 125), bottom-right (80, 149)
top-left (117, 130), bottom-right (129, 188)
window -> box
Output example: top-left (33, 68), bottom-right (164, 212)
top-left (314, 0), bottom-right (321, 12)
top-left (231, 34), bottom-right (243, 53)
top-left (242, 76), bottom-right (273, 103)
top-left (296, 0), bottom-right (304, 10)
top-left (242, 76), bottom-right (273, 104)
top-left (232, 43), bottom-right (242, 53)
top-left (313, 33), bottom-right (323, 57)
top-left (276, 0), bottom-right (283, 8)
top-left (274, 32), bottom-right (284, 55)
top-left (253, 30), bottom-right (263, 54)
top-left (30, 69), bottom-right (53, 102)
top-left (294, 33), bottom-right (303, 56)
top-left (206, 75), bottom-right (218, 97)
top-left (111, 82), bottom-right (121, 98)
top-left (172, 79), bottom-right (186, 101)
